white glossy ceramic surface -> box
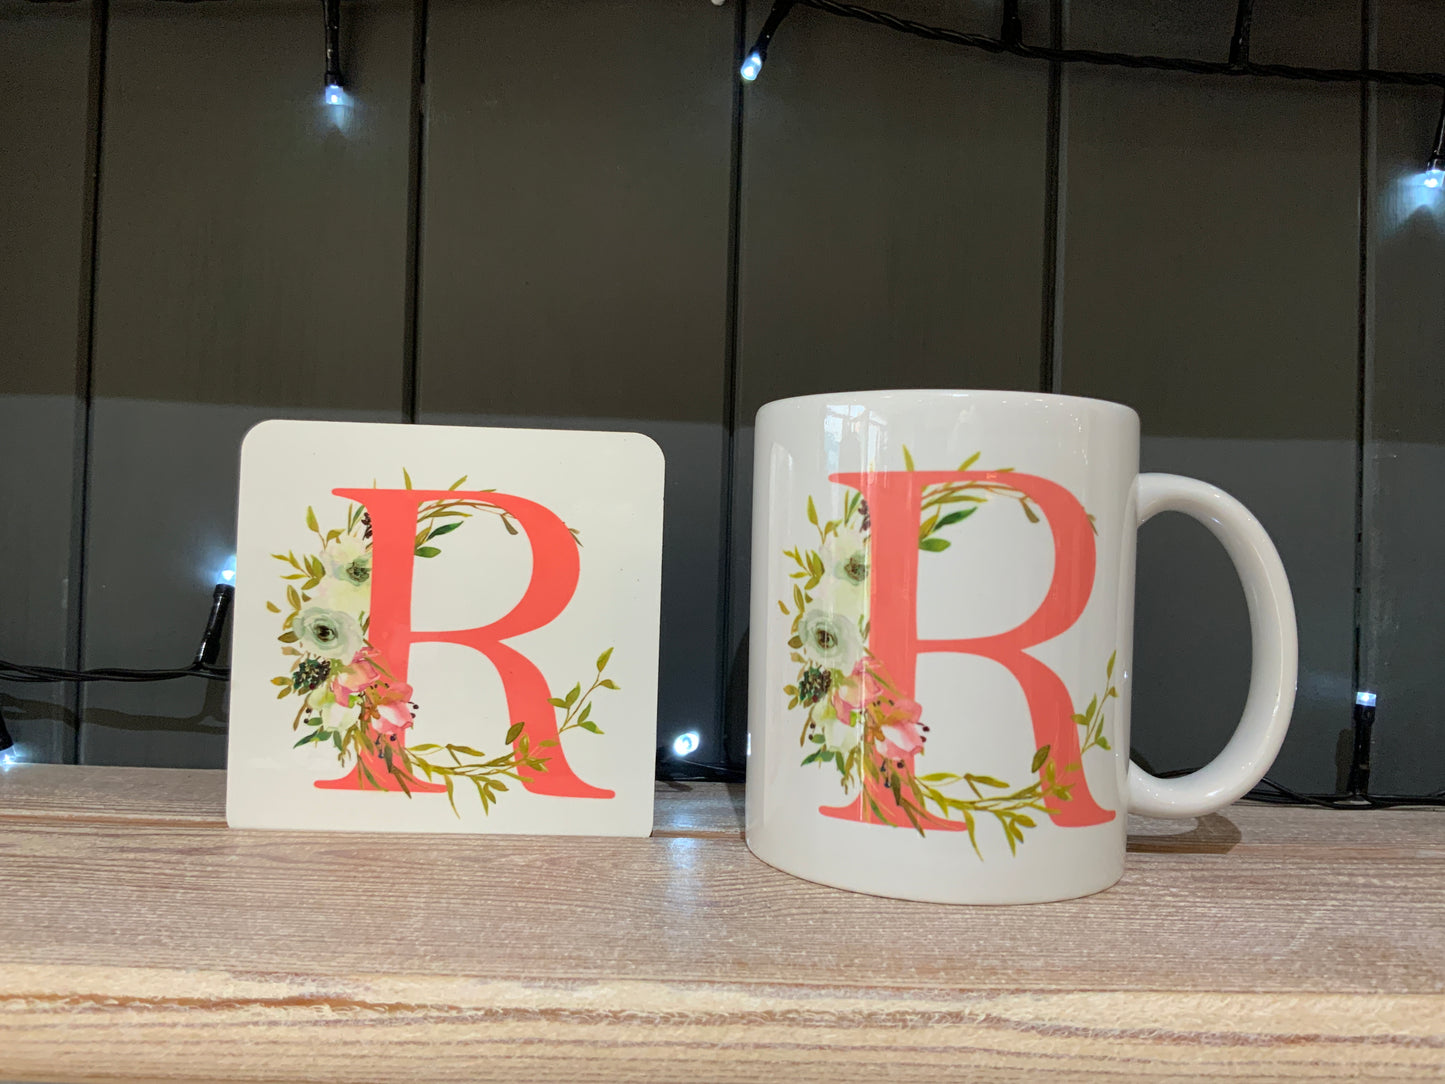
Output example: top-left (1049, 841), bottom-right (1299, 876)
top-left (746, 390), bottom-right (1297, 903)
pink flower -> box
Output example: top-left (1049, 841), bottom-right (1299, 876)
top-left (876, 710), bottom-right (925, 761)
top-left (374, 696), bottom-right (414, 738)
top-left (831, 659), bottom-right (889, 722)
top-left (831, 659), bottom-right (927, 763)
top-left (331, 647), bottom-right (385, 700)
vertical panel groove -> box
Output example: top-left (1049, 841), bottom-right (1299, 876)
top-left (401, 0), bottom-right (429, 424)
top-left (718, 0), bottom-right (748, 765)
top-left (69, 0), bottom-right (109, 762)
top-left (1349, 0), bottom-right (1376, 787)
top-left (1039, 0), bottom-right (1064, 393)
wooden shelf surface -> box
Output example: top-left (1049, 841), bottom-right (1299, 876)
top-left (0, 764), bottom-right (1441, 1082)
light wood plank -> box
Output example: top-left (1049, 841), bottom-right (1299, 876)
top-left (3, 766), bottom-right (1440, 853)
top-left (0, 808), bottom-right (1439, 993)
top-left (0, 767), bottom-right (748, 838)
top-left (2, 965), bottom-right (1441, 1083)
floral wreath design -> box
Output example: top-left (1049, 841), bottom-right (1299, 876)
top-left (777, 448), bottom-right (1115, 856)
top-left (269, 471), bottom-right (616, 815)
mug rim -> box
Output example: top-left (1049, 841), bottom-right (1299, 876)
top-left (756, 388), bottom-right (1140, 421)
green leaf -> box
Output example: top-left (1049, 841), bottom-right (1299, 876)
top-left (1106, 650), bottom-right (1116, 679)
top-left (969, 774), bottom-right (1010, 789)
top-left (278, 631), bottom-right (298, 644)
top-left (807, 496), bottom-right (818, 526)
top-left (787, 635), bottom-right (803, 649)
top-left (402, 467), bottom-right (413, 489)
top-left (1085, 695), bottom-right (1098, 723)
top-left (598, 679), bottom-right (619, 690)
top-left (286, 585), bottom-right (300, 609)
top-left (793, 585), bottom-right (805, 611)
top-left (1020, 500), bottom-right (1040, 524)
top-left (935, 508), bottom-right (976, 529)
top-left (919, 538), bottom-right (951, 553)
top-left (305, 506), bottom-right (319, 533)
top-left (1015, 813), bottom-right (1035, 829)
top-left (265, 600), bottom-right (281, 613)
top-left (902, 445), bottom-right (915, 471)
top-left (502, 516), bottom-right (519, 536)
top-left (414, 546), bottom-right (441, 558)
top-left (1030, 745), bottom-right (1051, 773)
top-left (596, 647), bottom-right (614, 671)
top-left (577, 720), bottom-right (603, 734)
top-left (958, 451), bottom-right (981, 471)
top-left (778, 600), bottom-right (789, 616)
top-left (448, 475), bottom-right (468, 490)
top-left (426, 521), bottom-right (462, 540)
top-left (548, 697), bottom-right (569, 708)
top-left (1096, 735), bottom-right (1111, 750)
top-left (270, 676), bottom-right (291, 687)
top-left (505, 722), bottom-right (525, 744)
top-left (564, 683), bottom-right (581, 707)
top-left (293, 730), bottom-right (326, 747)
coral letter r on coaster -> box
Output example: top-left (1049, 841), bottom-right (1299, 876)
top-left (226, 420), bottom-right (664, 837)
top-left (327, 487), bottom-right (612, 799)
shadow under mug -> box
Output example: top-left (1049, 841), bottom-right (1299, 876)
top-left (744, 390), bottom-right (1296, 904)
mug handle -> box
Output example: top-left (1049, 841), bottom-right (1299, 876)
top-left (1126, 473), bottom-right (1298, 818)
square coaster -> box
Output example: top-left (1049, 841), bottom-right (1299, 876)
top-left (226, 420), bottom-right (664, 836)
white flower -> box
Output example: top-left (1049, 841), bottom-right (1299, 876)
top-left (821, 526), bottom-right (868, 588)
top-left (306, 686), bottom-right (361, 734)
top-left (294, 607), bottom-right (363, 661)
top-left (324, 535), bottom-right (372, 587)
top-left (313, 535), bottom-right (372, 615)
top-left (815, 527), bottom-right (869, 621)
top-left (798, 608), bottom-right (862, 672)
top-left (818, 712), bottom-right (860, 757)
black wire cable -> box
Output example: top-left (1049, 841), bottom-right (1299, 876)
top-left (0, 585), bottom-right (233, 685)
top-left (0, 661), bottom-right (228, 683)
top-left (794, 0), bottom-right (1445, 89)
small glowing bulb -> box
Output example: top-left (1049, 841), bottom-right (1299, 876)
top-left (1355, 690), bottom-right (1377, 708)
top-left (323, 83), bottom-right (345, 106)
top-left (672, 731), bottom-right (700, 757)
top-left (219, 554), bottom-right (236, 585)
top-left (0, 748), bottom-right (19, 767)
top-left (1425, 168), bottom-right (1445, 189)
top-left (740, 52), bottom-right (763, 82)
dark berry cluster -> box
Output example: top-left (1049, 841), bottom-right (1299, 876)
top-left (292, 657), bottom-right (331, 693)
top-left (798, 665), bottom-right (832, 706)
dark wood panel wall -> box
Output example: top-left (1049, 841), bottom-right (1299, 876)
top-left (2, 0), bottom-right (1440, 796)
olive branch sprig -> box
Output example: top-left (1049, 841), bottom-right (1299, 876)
top-left (406, 727), bottom-right (554, 816)
top-left (1075, 651), bottom-right (1119, 756)
top-left (912, 744), bottom-right (1074, 859)
top-left (550, 648), bottom-right (619, 737)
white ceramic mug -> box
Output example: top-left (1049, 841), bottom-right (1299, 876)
top-left (745, 390), bottom-right (1296, 903)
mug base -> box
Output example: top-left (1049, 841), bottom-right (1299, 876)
top-left (745, 834), bottom-right (1126, 905)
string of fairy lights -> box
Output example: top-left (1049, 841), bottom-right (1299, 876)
top-left (737, 0), bottom-right (1445, 186)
